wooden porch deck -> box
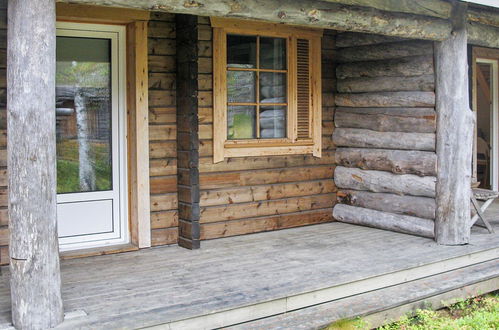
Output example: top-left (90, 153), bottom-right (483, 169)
top-left (0, 213), bottom-right (498, 329)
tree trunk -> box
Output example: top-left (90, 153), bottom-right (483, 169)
top-left (434, 3), bottom-right (474, 245)
top-left (333, 128), bottom-right (436, 151)
top-left (7, 0), bottom-right (64, 328)
top-left (334, 166), bottom-right (436, 197)
top-left (333, 204), bottom-right (435, 238)
top-left (75, 90), bottom-right (96, 191)
top-left (337, 190), bottom-right (436, 219)
top-left (335, 148), bottom-right (437, 176)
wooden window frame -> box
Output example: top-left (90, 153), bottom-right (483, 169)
top-left (212, 18), bottom-right (323, 163)
top-left (56, 4), bottom-right (152, 249)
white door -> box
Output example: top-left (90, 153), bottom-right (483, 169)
top-left (55, 22), bottom-right (128, 251)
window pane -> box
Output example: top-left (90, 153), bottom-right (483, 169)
top-left (227, 106), bottom-right (256, 140)
top-left (260, 37), bottom-right (286, 70)
top-left (56, 36), bottom-right (112, 194)
top-left (227, 71), bottom-right (256, 103)
top-left (227, 34), bottom-right (256, 69)
top-left (260, 106), bottom-right (286, 138)
top-left (260, 72), bottom-right (286, 103)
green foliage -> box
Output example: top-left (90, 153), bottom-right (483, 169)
top-left (378, 292), bottom-right (499, 330)
top-left (228, 112), bottom-right (254, 139)
top-left (56, 139), bottom-right (112, 193)
top-left (324, 317), bottom-right (368, 330)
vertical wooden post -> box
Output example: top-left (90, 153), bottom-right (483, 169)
top-left (435, 2), bottom-right (474, 245)
top-left (176, 14), bottom-right (201, 249)
top-left (7, 0), bottom-right (64, 327)
top-left (127, 21), bottom-right (152, 248)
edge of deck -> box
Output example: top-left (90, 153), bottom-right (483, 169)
top-left (147, 246), bottom-right (499, 330)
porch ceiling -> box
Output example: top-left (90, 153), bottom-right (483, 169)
top-left (1, 215), bottom-right (499, 329)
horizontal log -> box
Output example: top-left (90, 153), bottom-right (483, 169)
top-left (337, 74), bottom-right (434, 93)
top-left (335, 106), bottom-right (435, 118)
top-left (58, 0), bottom-right (452, 40)
top-left (200, 208), bottom-right (333, 240)
top-left (468, 22), bottom-right (499, 49)
top-left (335, 92), bottom-right (435, 108)
top-left (334, 110), bottom-right (435, 133)
top-left (336, 55), bottom-right (433, 79)
top-left (334, 166), bottom-right (436, 197)
top-left (322, 0), bottom-right (451, 19)
top-left (333, 128), bottom-right (436, 151)
top-left (200, 193), bottom-right (335, 223)
top-left (199, 152), bottom-right (335, 173)
top-left (335, 148), bottom-right (436, 176)
top-left (150, 210), bottom-right (178, 229)
top-left (200, 165), bottom-right (334, 189)
top-left (150, 193), bottom-right (178, 212)
top-left (468, 7), bottom-right (499, 28)
top-left (149, 141), bottom-right (176, 159)
top-left (150, 175), bottom-right (177, 194)
top-left (151, 227), bottom-right (178, 246)
top-left (333, 204), bottom-right (434, 238)
top-left (150, 158), bottom-right (177, 177)
top-left (148, 124), bottom-right (176, 141)
top-left (0, 225), bottom-right (8, 245)
top-left (200, 179), bottom-right (336, 207)
top-left (336, 40), bottom-right (434, 63)
top-left (337, 190), bottom-right (435, 219)
top-left (335, 32), bottom-right (406, 48)
top-left (0, 246), bottom-right (7, 266)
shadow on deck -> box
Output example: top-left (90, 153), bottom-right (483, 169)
top-left (1, 212), bottom-right (498, 329)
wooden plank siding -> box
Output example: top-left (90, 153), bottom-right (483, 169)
top-left (148, 12), bottom-right (179, 246)
top-left (197, 18), bottom-right (336, 240)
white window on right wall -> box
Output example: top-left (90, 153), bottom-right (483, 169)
top-left (211, 18), bottom-right (323, 162)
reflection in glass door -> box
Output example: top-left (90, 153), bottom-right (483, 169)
top-left (474, 58), bottom-right (498, 190)
top-left (56, 22), bottom-right (127, 250)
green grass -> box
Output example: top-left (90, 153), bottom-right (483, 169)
top-left (56, 139), bottom-right (112, 193)
top-left (323, 292), bottom-right (499, 330)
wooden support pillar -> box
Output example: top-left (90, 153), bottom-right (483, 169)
top-left (176, 14), bottom-right (200, 249)
top-left (434, 2), bottom-right (474, 245)
top-left (7, 0), bottom-right (64, 328)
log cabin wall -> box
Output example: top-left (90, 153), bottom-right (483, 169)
top-left (197, 18), bottom-right (336, 240)
top-left (332, 32), bottom-right (437, 238)
top-left (0, 10), bottom-right (179, 265)
top-left (148, 12), bottom-right (179, 247)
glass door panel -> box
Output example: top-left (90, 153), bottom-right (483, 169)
top-left (55, 23), bottom-right (127, 251)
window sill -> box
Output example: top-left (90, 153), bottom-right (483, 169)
top-left (220, 144), bottom-right (319, 160)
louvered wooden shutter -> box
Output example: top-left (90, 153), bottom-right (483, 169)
top-left (296, 38), bottom-right (311, 140)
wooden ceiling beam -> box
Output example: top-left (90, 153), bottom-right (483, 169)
top-left (468, 7), bottom-right (499, 28)
top-left (321, 0), bottom-right (452, 19)
top-left (55, 0), bottom-right (452, 40)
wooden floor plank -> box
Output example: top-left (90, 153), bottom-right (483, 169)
top-left (0, 207), bottom-right (498, 329)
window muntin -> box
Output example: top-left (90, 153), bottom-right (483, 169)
top-left (226, 34), bottom-right (288, 140)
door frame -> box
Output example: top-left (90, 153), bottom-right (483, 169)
top-left (56, 22), bottom-right (129, 250)
top-left (56, 3), bottom-right (153, 251)
top-left (472, 47), bottom-right (499, 191)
